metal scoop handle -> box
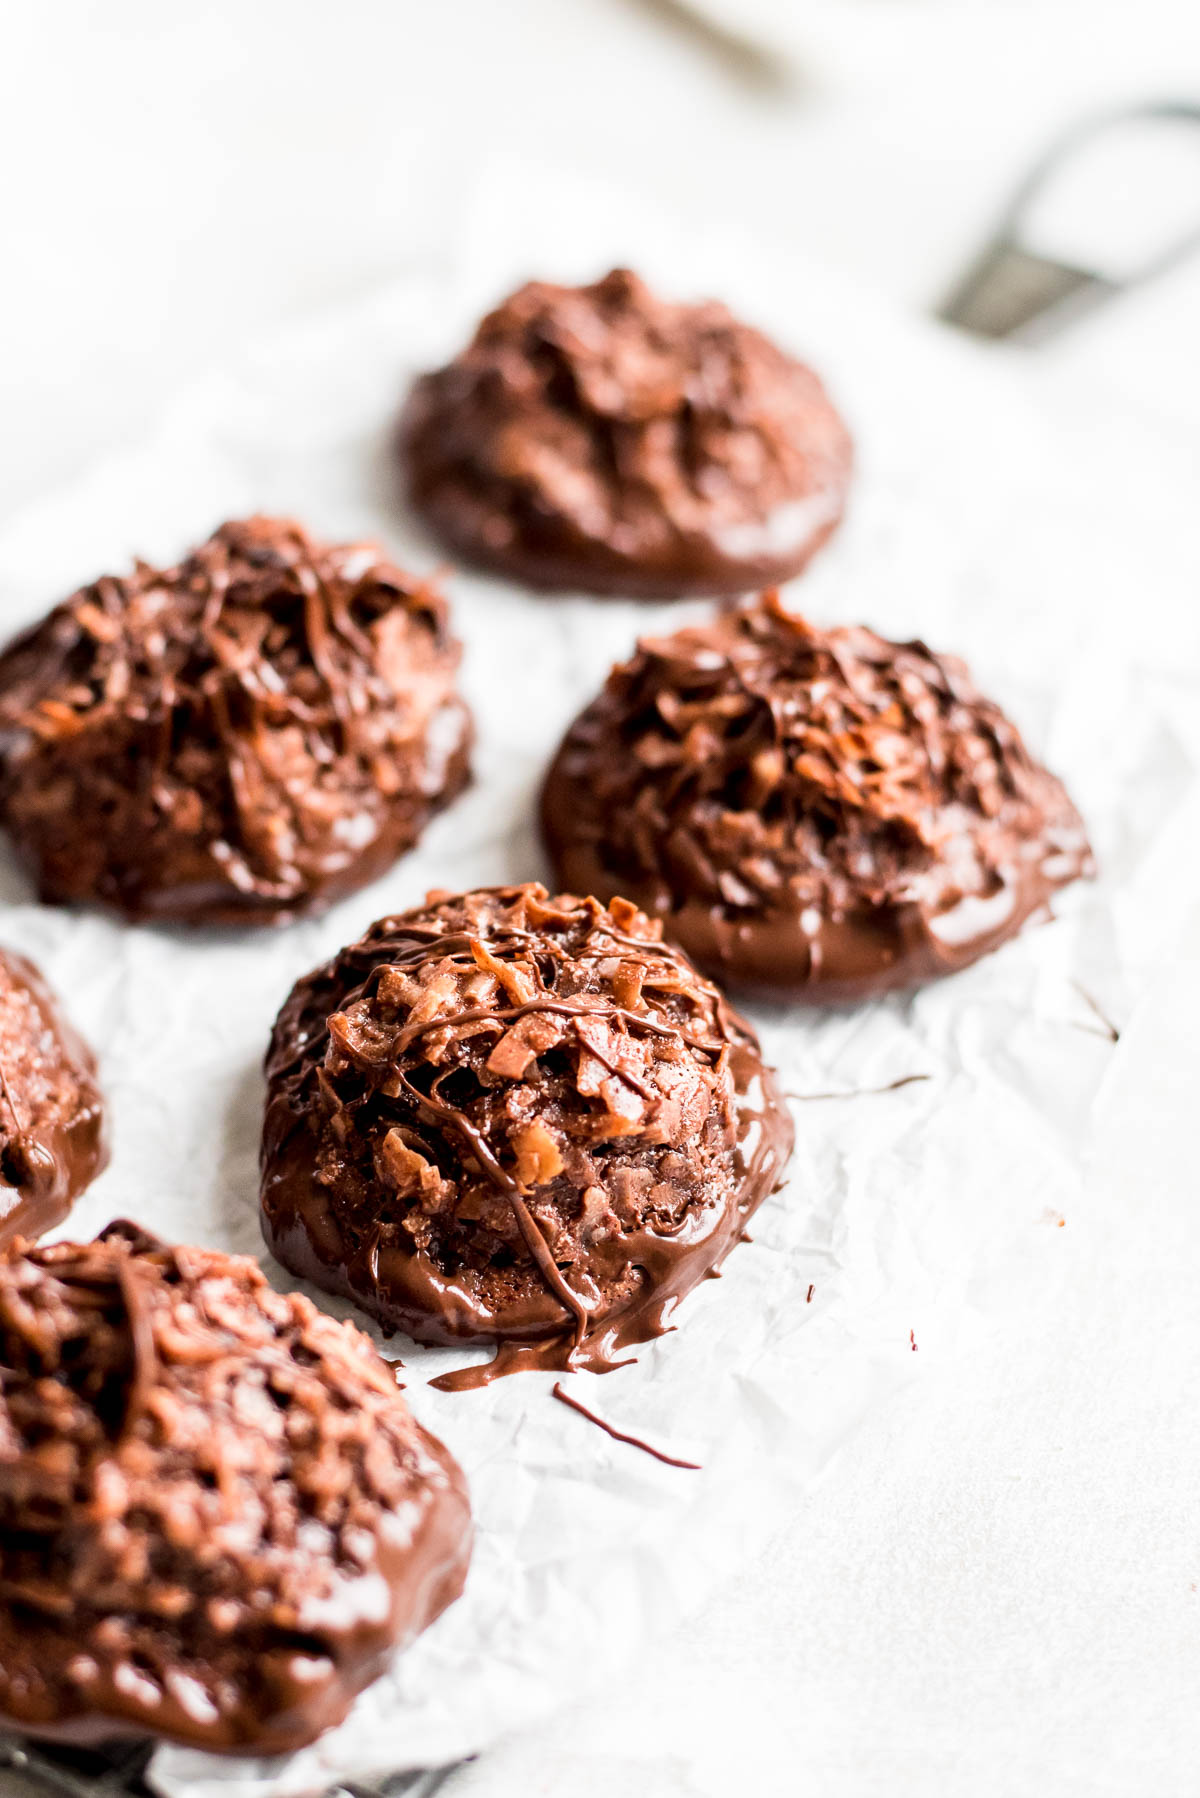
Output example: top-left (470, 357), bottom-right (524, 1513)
top-left (940, 100), bottom-right (1200, 341)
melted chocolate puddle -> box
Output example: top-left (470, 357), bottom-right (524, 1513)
top-left (429, 1331), bottom-right (638, 1394)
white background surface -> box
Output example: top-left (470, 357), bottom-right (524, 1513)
top-left (1, 5), bottom-right (1199, 1796)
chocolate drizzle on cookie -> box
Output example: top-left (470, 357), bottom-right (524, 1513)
top-left (0, 949), bottom-right (106, 1246)
top-left (401, 269), bottom-right (852, 599)
top-left (0, 1222), bottom-right (471, 1755)
top-left (542, 592), bottom-right (1094, 1001)
top-left (260, 884), bottom-right (792, 1387)
top-left (0, 516), bottom-right (472, 925)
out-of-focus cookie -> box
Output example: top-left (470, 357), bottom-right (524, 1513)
top-left (400, 269), bottom-right (851, 598)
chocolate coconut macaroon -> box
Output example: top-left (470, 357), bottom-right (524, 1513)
top-left (0, 516), bottom-right (472, 926)
top-left (0, 1222), bottom-right (471, 1755)
top-left (261, 884), bottom-right (792, 1387)
top-left (542, 593), bottom-right (1093, 1002)
top-left (400, 268), bottom-right (852, 599)
top-left (0, 947), bottom-right (106, 1245)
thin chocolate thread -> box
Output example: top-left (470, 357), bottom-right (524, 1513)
top-left (787, 1073), bottom-right (931, 1102)
top-left (343, 922), bottom-right (728, 1055)
top-left (551, 1381), bottom-right (701, 1470)
top-left (0, 1057), bottom-right (24, 1136)
top-left (114, 1252), bottom-right (159, 1444)
top-left (399, 996), bottom-right (724, 1061)
top-left (392, 1067), bottom-right (592, 1344)
top-left (1070, 980), bottom-right (1120, 1044)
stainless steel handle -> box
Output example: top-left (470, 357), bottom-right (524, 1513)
top-left (0, 1737), bottom-right (463, 1798)
top-left (940, 100), bottom-right (1200, 340)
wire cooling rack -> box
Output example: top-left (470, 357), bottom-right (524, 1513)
top-left (0, 1738), bottom-right (463, 1798)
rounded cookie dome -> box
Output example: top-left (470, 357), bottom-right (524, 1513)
top-left (0, 516), bottom-right (472, 925)
top-left (401, 269), bottom-right (852, 599)
top-left (260, 883), bottom-right (792, 1385)
top-left (542, 593), bottom-right (1093, 1001)
top-left (0, 1222), bottom-right (471, 1755)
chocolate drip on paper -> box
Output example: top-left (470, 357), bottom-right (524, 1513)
top-left (551, 1381), bottom-right (701, 1470)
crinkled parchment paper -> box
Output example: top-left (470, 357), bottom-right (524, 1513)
top-left (0, 161), bottom-right (1195, 1797)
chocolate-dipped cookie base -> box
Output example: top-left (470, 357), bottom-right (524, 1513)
top-left (0, 1223), bottom-right (471, 1756)
top-left (542, 594), bottom-right (1093, 1002)
top-left (0, 948), bottom-right (106, 1245)
top-left (0, 516), bottom-right (472, 926)
top-left (261, 885), bottom-right (792, 1387)
top-left (400, 268), bottom-right (852, 599)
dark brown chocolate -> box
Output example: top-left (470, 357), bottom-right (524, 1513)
top-left (400, 269), bottom-right (852, 599)
top-left (0, 516), bottom-right (472, 926)
top-left (260, 884), bottom-right (792, 1387)
top-left (0, 949), bottom-right (106, 1246)
top-left (0, 1222), bottom-right (471, 1756)
top-left (541, 594), bottom-right (1093, 1001)
top-left (550, 1382), bottom-right (701, 1470)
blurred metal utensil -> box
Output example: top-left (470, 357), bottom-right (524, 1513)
top-left (940, 100), bottom-right (1200, 341)
top-left (0, 1736), bottom-right (459, 1798)
top-left (0, 1737), bottom-right (155, 1798)
top-left (633, 0), bottom-right (797, 92)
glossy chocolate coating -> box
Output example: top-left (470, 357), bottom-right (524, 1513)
top-left (400, 269), bottom-right (852, 599)
top-left (0, 516), bottom-right (472, 926)
top-left (541, 594), bottom-right (1093, 1002)
top-left (0, 1222), bottom-right (471, 1756)
top-left (260, 885), bottom-right (792, 1387)
top-left (0, 948), bottom-right (106, 1246)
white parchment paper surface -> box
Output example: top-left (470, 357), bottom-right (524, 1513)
top-left (0, 162), bottom-right (1195, 1796)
